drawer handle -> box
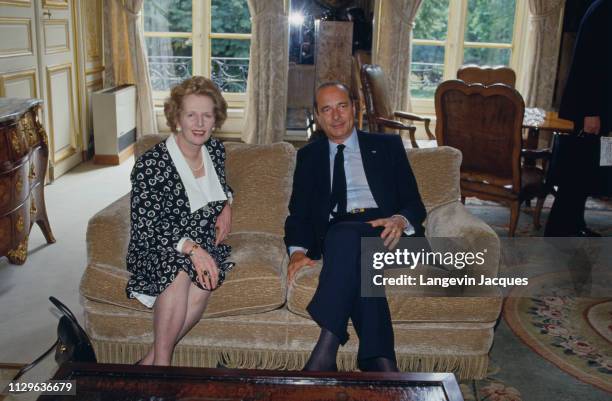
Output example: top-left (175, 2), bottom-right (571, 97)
top-left (16, 175), bottom-right (23, 193)
top-left (29, 164), bottom-right (36, 181)
top-left (16, 215), bottom-right (24, 233)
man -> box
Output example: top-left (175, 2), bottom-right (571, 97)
top-left (284, 82), bottom-right (426, 372)
top-left (545, 0), bottom-right (611, 237)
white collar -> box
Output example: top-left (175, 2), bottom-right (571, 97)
top-left (166, 135), bottom-right (226, 213)
top-left (328, 128), bottom-right (359, 155)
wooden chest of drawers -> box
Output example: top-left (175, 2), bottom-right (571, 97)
top-left (0, 98), bottom-right (55, 265)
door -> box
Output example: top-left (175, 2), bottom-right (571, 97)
top-left (36, 0), bottom-right (82, 179)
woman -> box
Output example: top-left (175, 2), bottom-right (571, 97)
top-left (125, 76), bottom-right (234, 366)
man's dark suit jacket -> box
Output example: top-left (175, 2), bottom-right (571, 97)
top-left (284, 131), bottom-right (426, 260)
top-left (559, 0), bottom-right (612, 132)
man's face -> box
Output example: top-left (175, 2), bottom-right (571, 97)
top-left (315, 85), bottom-right (355, 144)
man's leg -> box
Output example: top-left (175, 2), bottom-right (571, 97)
top-left (546, 181), bottom-right (589, 236)
top-left (305, 221), bottom-right (396, 371)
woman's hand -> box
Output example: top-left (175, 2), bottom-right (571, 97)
top-left (189, 244), bottom-right (219, 290)
top-left (215, 204), bottom-right (232, 246)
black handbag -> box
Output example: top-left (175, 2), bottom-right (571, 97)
top-left (11, 296), bottom-right (97, 381)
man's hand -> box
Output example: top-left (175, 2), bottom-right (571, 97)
top-left (215, 204), bottom-right (232, 246)
top-left (583, 116), bottom-right (601, 134)
top-left (287, 251), bottom-right (316, 284)
top-left (368, 216), bottom-right (406, 250)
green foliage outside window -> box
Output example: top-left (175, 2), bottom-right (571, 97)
top-left (211, 0), bottom-right (251, 58)
top-left (144, 0), bottom-right (251, 59)
top-left (411, 0), bottom-right (517, 98)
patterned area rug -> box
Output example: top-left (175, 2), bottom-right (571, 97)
top-left (465, 197), bottom-right (612, 237)
top-left (460, 363), bottom-right (523, 401)
top-left (504, 272), bottom-right (612, 393)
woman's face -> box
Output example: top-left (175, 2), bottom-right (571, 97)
top-left (177, 94), bottom-right (216, 146)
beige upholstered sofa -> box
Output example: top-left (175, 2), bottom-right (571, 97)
top-left (80, 135), bottom-right (502, 379)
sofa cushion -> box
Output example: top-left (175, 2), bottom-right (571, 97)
top-left (81, 232), bottom-right (287, 317)
top-left (287, 264), bottom-right (502, 324)
top-left (407, 146), bottom-right (461, 211)
top-left (224, 142), bottom-right (295, 236)
top-left (135, 136), bottom-right (295, 236)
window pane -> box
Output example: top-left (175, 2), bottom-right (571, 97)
top-left (211, 39), bottom-right (250, 93)
top-left (211, 0), bottom-right (251, 34)
top-left (410, 45), bottom-right (444, 99)
top-left (146, 37), bottom-right (193, 91)
top-left (144, 0), bottom-right (192, 32)
top-left (463, 47), bottom-right (511, 66)
top-left (464, 0), bottom-right (515, 43)
top-left (413, 0), bottom-right (449, 41)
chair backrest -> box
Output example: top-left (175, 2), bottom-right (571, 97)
top-left (360, 63), bottom-right (394, 132)
top-left (457, 65), bottom-right (516, 88)
top-left (434, 80), bottom-right (524, 191)
top-left (351, 50), bottom-right (371, 111)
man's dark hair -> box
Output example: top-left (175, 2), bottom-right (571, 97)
top-left (313, 81), bottom-right (353, 112)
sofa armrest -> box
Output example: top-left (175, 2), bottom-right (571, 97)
top-left (425, 201), bottom-right (500, 278)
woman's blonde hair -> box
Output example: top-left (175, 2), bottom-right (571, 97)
top-left (163, 76), bottom-right (227, 133)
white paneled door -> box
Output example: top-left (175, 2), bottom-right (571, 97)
top-left (0, 0), bottom-right (82, 180)
top-left (37, 0), bottom-right (81, 179)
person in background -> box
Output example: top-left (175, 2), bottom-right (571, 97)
top-left (545, 0), bottom-right (611, 237)
top-left (125, 76), bottom-right (234, 365)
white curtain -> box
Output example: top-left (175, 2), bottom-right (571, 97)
top-left (242, 0), bottom-right (289, 144)
top-left (373, 0), bottom-right (423, 112)
top-left (525, 0), bottom-right (565, 109)
top-left (103, 0), bottom-right (158, 136)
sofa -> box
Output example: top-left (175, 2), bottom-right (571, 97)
top-left (80, 135), bottom-right (502, 379)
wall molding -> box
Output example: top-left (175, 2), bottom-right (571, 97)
top-left (43, 19), bottom-right (70, 54)
top-left (46, 63), bottom-right (77, 164)
top-left (0, 68), bottom-right (37, 98)
top-left (0, 17), bottom-right (33, 58)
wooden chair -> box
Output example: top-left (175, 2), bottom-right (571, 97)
top-left (457, 65), bottom-right (516, 87)
top-left (435, 80), bottom-right (549, 236)
top-left (351, 50), bottom-right (371, 130)
top-left (457, 64), bottom-right (552, 212)
top-left (360, 63), bottom-right (435, 148)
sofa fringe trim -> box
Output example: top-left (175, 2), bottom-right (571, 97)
top-left (92, 340), bottom-right (488, 379)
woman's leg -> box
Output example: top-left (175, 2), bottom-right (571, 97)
top-left (140, 273), bottom-right (212, 365)
top-left (144, 270), bottom-right (192, 366)
top-left (175, 281), bottom-right (212, 342)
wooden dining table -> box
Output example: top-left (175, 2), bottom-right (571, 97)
top-left (523, 107), bottom-right (574, 147)
top-left (522, 108), bottom-right (574, 167)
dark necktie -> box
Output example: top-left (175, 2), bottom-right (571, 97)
top-left (330, 144), bottom-right (347, 216)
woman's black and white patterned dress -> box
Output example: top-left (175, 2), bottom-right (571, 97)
top-left (125, 136), bottom-right (233, 304)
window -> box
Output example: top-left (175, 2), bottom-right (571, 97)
top-left (410, 0), bottom-right (527, 111)
top-left (144, 0), bottom-right (251, 104)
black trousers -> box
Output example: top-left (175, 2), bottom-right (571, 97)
top-left (545, 126), bottom-right (609, 236)
top-left (545, 177), bottom-right (590, 236)
top-left (306, 209), bottom-right (396, 362)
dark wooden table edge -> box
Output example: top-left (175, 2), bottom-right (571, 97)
top-left (49, 362), bottom-right (464, 401)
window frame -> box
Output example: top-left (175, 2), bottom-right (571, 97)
top-left (144, 0), bottom-right (252, 109)
top-left (405, 0), bottom-right (529, 115)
